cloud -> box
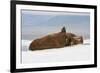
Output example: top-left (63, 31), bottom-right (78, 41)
top-left (22, 9), bottom-right (90, 16)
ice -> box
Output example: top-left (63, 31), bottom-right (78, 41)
top-left (21, 40), bottom-right (32, 51)
top-left (21, 39), bottom-right (91, 64)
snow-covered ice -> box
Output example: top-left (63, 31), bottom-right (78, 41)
top-left (21, 40), bottom-right (32, 51)
top-left (21, 39), bottom-right (91, 64)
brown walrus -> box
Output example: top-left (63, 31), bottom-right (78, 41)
top-left (29, 27), bottom-right (83, 51)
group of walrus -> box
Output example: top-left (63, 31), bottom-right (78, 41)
top-left (29, 27), bottom-right (83, 51)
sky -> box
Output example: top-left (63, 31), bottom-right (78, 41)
top-left (21, 10), bottom-right (90, 40)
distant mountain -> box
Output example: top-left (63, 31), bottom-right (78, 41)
top-left (36, 15), bottom-right (89, 27)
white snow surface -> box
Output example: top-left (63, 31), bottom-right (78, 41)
top-left (22, 39), bottom-right (91, 64)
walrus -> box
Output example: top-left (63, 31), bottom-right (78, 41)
top-left (29, 27), bottom-right (83, 51)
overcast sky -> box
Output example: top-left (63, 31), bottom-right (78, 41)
top-left (21, 10), bottom-right (90, 40)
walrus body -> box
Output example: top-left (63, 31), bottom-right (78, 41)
top-left (29, 27), bottom-right (83, 51)
top-left (29, 32), bottom-right (67, 50)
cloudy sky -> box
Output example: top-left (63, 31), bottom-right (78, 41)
top-left (21, 10), bottom-right (90, 40)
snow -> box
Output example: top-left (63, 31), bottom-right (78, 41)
top-left (83, 39), bottom-right (90, 44)
top-left (21, 39), bottom-right (91, 64)
top-left (21, 40), bottom-right (32, 51)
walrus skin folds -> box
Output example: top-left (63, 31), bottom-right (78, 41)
top-left (29, 27), bottom-right (83, 51)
